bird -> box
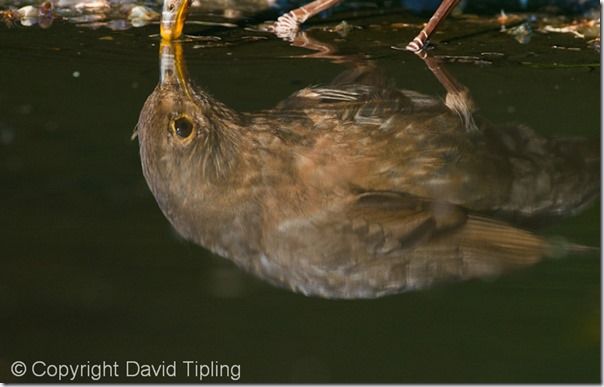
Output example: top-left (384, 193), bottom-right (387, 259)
top-left (160, 0), bottom-right (458, 51)
top-left (134, 40), bottom-right (598, 298)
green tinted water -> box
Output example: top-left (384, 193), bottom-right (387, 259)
top-left (1, 5), bottom-right (600, 382)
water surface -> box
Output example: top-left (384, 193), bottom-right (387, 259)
top-left (1, 3), bottom-right (600, 382)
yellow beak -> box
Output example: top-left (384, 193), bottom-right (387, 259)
top-left (160, 0), bottom-right (190, 40)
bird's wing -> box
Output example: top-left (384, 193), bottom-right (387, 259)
top-left (271, 84), bottom-right (444, 129)
top-left (261, 191), bottom-right (547, 298)
top-left (272, 64), bottom-right (443, 124)
top-left (266, 63), bottom-right (445, 129)
top-left (328, 191), bottom-right (545, 268)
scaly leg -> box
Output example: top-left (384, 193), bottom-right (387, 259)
top-left (271, 0), bottom-right (342, 41)
top-left (419, 52), bottom-right (476, 131)
top-left (406, 0), bottom-right (461, 52)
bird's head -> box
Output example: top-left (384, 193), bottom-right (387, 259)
top-left (135, 42), bottom-right (243, 241)
top-left (160, 0), bottom-right (191, 40)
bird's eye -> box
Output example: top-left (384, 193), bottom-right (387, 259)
top-left (168, 2), bottom-right (175, 11)
top-left (172, 116), bottom-right (194, 139)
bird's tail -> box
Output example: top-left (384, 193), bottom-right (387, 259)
top-left (432, 215), bottom-right (596, 281)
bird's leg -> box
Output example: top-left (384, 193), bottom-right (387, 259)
top-left (419, 52), bottom-right (465, 95)
top-left (419, 52), bottom-right (477, 131)
top-left (406, 0), bottom-right (461, 52)
top-left (290, 31), bottom-right (335, 55)
top-left (271, 0), bottom-right (342, 41)
top-left (287, 31), bottom-right (350, 62)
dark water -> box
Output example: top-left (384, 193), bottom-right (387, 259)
top-left (1, 2), bottom-right (600, 382)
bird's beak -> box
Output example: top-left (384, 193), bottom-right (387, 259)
top-left (160, 0), bottom-right (190, 40)
top-left (159, 41), bottom-right (192, 97)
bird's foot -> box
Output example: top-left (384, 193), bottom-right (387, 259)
top-left (405, 31), bottom-right (429, 53)
top-left (270, 12), bottom-right (300, 41)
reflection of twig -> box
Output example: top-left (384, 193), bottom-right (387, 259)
top-left (520, 62), bottom-right (600, 69)
top-left (186, 20), bottom-right (238, 27)
top-left (440, 18), bottom-right (526, 44)
top-left (542, 25), bottom-right (585, 38)
top-left (433, 55), bottom-right (492, 65)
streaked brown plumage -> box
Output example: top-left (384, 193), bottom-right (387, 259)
top-left (135, 42), bottom-right (598, 298)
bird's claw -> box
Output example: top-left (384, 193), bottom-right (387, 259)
top-left (405, 39), bottom-right (425, 53)
top-left (270, 12), bottom-right (300, 41)
top-left (405, 31), bottom-right (429, 53)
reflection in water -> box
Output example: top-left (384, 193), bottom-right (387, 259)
top-left (135, 40), bottom-right (598, 298)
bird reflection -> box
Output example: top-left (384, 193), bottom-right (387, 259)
top-left (135, 38), bottom-right (598, 298)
